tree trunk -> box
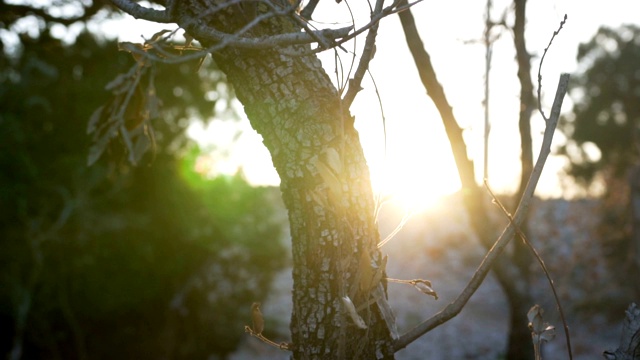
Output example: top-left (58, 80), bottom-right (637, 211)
top-left (508, 1), bottom-right (536, 358)
top-left (628, 165), bottom-right (640, 299)
top-left (176, 2), bottom-right (397, 358)
top-left (397, 4), bottom-right (534, 359)
top-left (603, 303), bottom-right (640, 360)
top-left (513, 0), bottom-right (535, 279)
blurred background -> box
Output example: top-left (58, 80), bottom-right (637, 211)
top-left (1, 0), bottom-right (639, 359)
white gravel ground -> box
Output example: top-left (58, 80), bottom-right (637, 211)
top-left (230, 195), bottom-right (629, 359)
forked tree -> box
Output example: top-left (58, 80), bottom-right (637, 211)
top-left (94, 0), bottom-right (569, 358)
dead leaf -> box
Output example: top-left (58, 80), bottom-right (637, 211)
top-left (87, 105), bottom-right (104, 134)
top-left (87, 124), bottom-right (117, 166)
top-left (315, 159), bottom-right (342, 199)
top-left (341, 296), bottom-right (367, 329)
top-left (413, 279), bottom-right (438, 300)
top-left (251, 302), bottom-right (264, 335)
top-left (322, 147), bottom-right (342, 174)
top-left (527, 304), bottom-right (545, 333)
top-left (370, 255), bottom-right (387, 289)
top-left (358, 251), bottom-right (374, 292)
top-left (105, 73), bottom-right (129, 92)
top-left (540, 325), bottom-right (556, 342)
top-left (131, 133), bottom-right (151, 164)
top-left (146, 29), bottom-right (172, 45)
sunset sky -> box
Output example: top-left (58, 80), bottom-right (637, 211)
top-left (110, 0), bottom-right (640, 211)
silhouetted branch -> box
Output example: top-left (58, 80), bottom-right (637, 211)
top-left (603, 303), bottom-right (640, 360)
top-left (485, 181), bottom-right (573, 360)
top-left (108, 0), bottom-right (415, 54)
top-left (110, 0), bottom-right (173, 23)
top-left (537, 14), bottom-right (567, 121)
top-left (394, 73), bottom-right (569, 352)
top-left (342, 0), bottom-right (390, 108)
top-left (0, 0), bottom-right (105, 26)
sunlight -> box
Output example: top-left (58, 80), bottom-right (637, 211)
top-left (349, 73), bottom-right (465, 214)
top-left (372, 157), bottom-right (461, 214)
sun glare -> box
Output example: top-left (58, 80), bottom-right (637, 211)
top-left (371, 154), bottom-right (461, 214)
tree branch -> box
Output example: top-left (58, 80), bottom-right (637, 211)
top-left (109, 0), bottom-right (173, 23)
top-left (393, 73), bottom-right (570, 352)
top-left (341, 0), bottom-right (387, 108)
top-left (190, 20), bottom-right (352, 49)
top-left (396, 0), bottom-right (476, 189)
top-left (108, 0), bottom-right (417, 55)
top-left (320, 0), bottom-right (422, 52)
top-left (0, 1), bottom-right (105, 26)
top-left (603, 303), bottom-right (640, 360)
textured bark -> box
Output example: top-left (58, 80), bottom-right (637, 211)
top-left (629, 166), bottom-right (640, 299)
top-left (603, 303), bottom-right (640, 360)
top-left (514, 0), bottom-right (534, 202)
top-left (175, 2), bottom-right (396, 358)
top-left (512, 0), bottom-right (534, 284)
top-left (508, 0), bottom-right (536, 358)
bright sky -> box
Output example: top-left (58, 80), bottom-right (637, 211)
top-left (110, 0), bottom-right (640, 210)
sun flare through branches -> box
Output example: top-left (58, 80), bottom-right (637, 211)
top-left (370, 151), bottom-right (461, 214)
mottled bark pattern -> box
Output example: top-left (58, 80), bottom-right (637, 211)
top-left (175, 1), bottom-right (395, 358)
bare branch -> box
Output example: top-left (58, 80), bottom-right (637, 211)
top-left (173, 4), bottom-right (354, 51)
top-left (330, 0), bottom-right (422, 49)
top-left (485, 181), bottom-right (573, 360)
top-left (342, 0), bottom-right (387, 108)
top-left (396, 0), bottom-right (475, 189)
top-left (109, 0), bottom-right (173, 23)
top-left (108, 0), bottom-right (414, 55)
top-left (603, 303), bottom-right (640, 360)
top-left (0, 1), bottom-right (105, 26)
top-left (393, 73), bottom-right (570, 352)
top-left (537, 14), bottom-right (567, 121)
top-left (300, 0), bottom-right (320, 20)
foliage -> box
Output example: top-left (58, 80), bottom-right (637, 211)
top-left (0, 27), bottom-right (286, 359)
top-left (558, 25), bottom-right (640, 307)
top-left (559, 25), bottom-right (640, 184)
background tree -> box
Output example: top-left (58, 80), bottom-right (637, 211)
top-left (0, 16), bottom-right (287, 360)
top-left (396, 0), bottom-right (543, 357)
top-left (559, 24), bottom-right (640, 302)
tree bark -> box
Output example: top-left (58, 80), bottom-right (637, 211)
top-left (508, 1), bottom-right (536, 358)
top-left (175, 1), bottom-right (396, 358)
top-left (628, 165), bottom-right (640, 299)
top-left (603, 303), bottom-right (640, 360)
top-left (514, 0), bottom-right (535, 203)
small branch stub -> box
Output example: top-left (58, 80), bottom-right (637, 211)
top-left (245, 302), bottom-right (292, 351)
top-left (528, 305), bottom-right (556, 360)
top-left (251, 302), bottom-right (264, 335)
top-left (603, 303), bottom-right (640, 360)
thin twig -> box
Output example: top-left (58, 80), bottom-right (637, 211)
top-left (368, 69), bottom-right (388, 222)
top-left (377, 210), bottom-right (411, 248)
top-left (110, 0), bottom-right (173, 23)
top-left (330, 0), bottom-right (422, 49)
top-left (393, 73), bottom-right (569, 352)
top-left (244, 326), bottom-right (292, 351)
top-left (537, 14), bottom-right (567, 121)
top-left (341, 0), bottom-right (386, 108)
top-left (484, 181), bottom-right (573, 360)
top-left (339, 0), bottom-right (358, 94)
top-left (109, 0), bottom-right (410, 54)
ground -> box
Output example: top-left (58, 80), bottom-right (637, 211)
top-left (230, 194), bottom-right (629, 359)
